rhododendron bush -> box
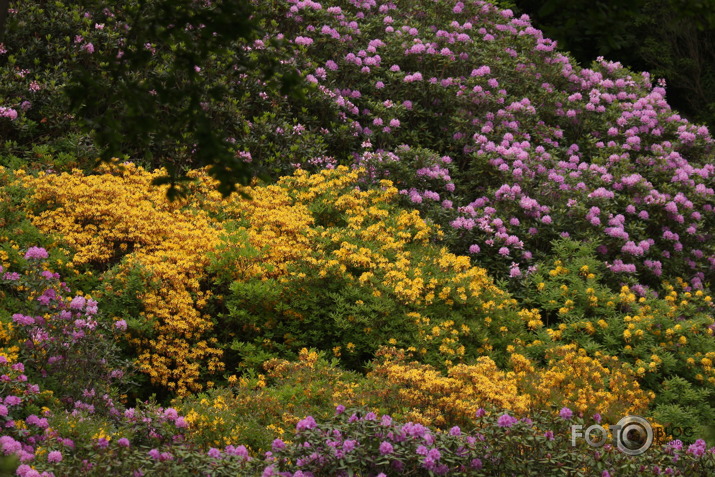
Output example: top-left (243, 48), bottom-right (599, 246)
top-left (260, 0), bottom-right (715, 291)
top-left (1, 0), bottom-right (715, 475)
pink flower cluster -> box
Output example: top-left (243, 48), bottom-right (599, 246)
top-left (269, 0), bottom-right (715, 288)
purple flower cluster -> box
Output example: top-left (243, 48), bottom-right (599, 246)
top-left (1, 248), bottom-right (129, 411)
top-left (0, 106), bottom-right (18, 120)
top-left (269, 0), bottom-right (715, 291)
top-left (253, 406), bottom-right (715, 476)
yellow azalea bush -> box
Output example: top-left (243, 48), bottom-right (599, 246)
top-left (366, 346), bottom-right (649, 428)
top-left (524, 238), bottom-right (715, 437)
top-left (19, 164), bottom-right (227, 394)
top-left (15, 164), bottom-right (533, 394)
top-left (215, 167), bottom-right (533, 371)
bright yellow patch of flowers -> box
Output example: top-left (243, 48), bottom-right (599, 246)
top-left (17, 164), bottom-right (528, 392)
top-left (368, 345), bottom-right (650, 427)
top-left (20, 164), bottom-right (228, 394)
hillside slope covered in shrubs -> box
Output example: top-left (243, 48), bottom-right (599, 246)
top-left (0, 0), bottom-right (714, 475)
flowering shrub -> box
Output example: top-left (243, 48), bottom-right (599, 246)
top-left (366, 345), bottom-right (649, 428)
top-left (0, 249), bottom-right (208, 476)
top-left (14, 164), bottom-right (533, 391)
top-left (6, 403), bottom-right (715, 476)
top-left (0, 248), bottom-right (128, 412)
top-left (251, 406), bottom-right (715, 476)
top-left (244, 0), bottom-right (715, 293)
top-left (522, 239), bottom-right (715, 435)
top-left (212, 166), bottom-right (532, 371)
top-left (17, 164), bottom-right (227, 395)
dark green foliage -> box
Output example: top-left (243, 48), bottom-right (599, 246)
top-left (0, 1), bottom-right (319, 197)
top-left (521, 239), bottom-right (715, 439)
top-left (513, 0), bottom-right (715, 128)
top-left (64, 0), bottom-right (304, 199)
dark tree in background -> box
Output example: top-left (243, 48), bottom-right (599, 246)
top-left (512, 0), bottom-right (715, 130)
top-left (64, 0), bottom-right (305, 199)
top-left (0, 0), bottom-right (9, 41)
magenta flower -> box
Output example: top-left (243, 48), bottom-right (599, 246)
top-left (47, 451), bottom-right (62, 463)
top-left (668, 439), bottom-right (683, 451)
top-left (296, 416), bottom-right (317, 431)
top-left (5, 395), bottom-right (21, 406)
top-left (497, 413), bottom-right (518, 427)
top-left (69, 296), bottom-right (86, 310)
top-left (559, 407), bottom-right (573, 420)
top-left (687, 439), bottom-right (707, 457)
top-left (294, 36), bottom-right (313, 46)
top-left (12, 314), bottom-right (34, 326)
top-left (222, 445), bottom-right (248, 460)
top-left (24, 247), bottom-right (49, 260)
top-left (379, 441), bottom-right (393, 455)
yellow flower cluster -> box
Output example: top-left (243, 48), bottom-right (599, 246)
top-left (20, 164), bottom-right (227, 394)
top-left (513, 345), bottom-right (651, 421)
top-left (14, 163), bottom-right (546, 394)
top-left (367, 347), bottom-right (529, 427)
top-left (367, 345), bottom-right (650, 427)
top-left (217, 176), bottom-right (317, 280)
top-left (0, 321), bottom-right (19, 363)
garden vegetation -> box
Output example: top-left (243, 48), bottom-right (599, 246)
top-left (0, 0), bottom-right (714, 475)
